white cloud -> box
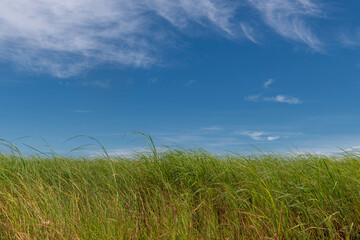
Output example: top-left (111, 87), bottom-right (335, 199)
top-left (263, 78), bottom-right (274, 88)
top-left (238, 131), bottom-right (265, 140)
top-left (245, 93), bottom-right (301, 104)
top-left (247, 131), bottom-right (265, 140)
top-left (0, 0), bottom-right (154, 77)
top-left (236, 130), bottom-right (281, 141)
top-left (267, 136), bottom-right (280, 141)
top-left (147, 0), bottom-right (238, 35)
top-left (0, 0), bottom-right (324, 77)
top-left (0, 0), bottom-right (238, 77)
top-left (264, 95), bottom-right (302, 104)
top-left (247, 0), bottom-right (323, 50)
top-left (240, 22), bottom-right (258, 43)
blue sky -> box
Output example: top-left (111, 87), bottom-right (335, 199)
top-left (1, 0), bottom-right (360, 155)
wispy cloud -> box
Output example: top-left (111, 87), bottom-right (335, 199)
top-left (245, 93), bottom-right (301, 105)
top-left (338, 29), bottom-right (360, 48)
top-left (240, 22), bottom-right (258, 44)
top-left (0, 0), bottom-right (238, 78)
top-left (236, 130), bottom-right (280, 141)
top-left (267, 136), bottom-right (280, 141)
top-left (0, 0), bottom-right (325, 77)
top-left (246, 79), bottom-right (301, 104)
top-left (247, 0), bottom-right (323, 50)
top-left (263, 78), bottom-right (274, 88)
top-left (263, 95), bottom-right (302, 104)
top-left (240, 131), bottom-right (265, 140)
top-left (148, 0), bottom-right (238, 35)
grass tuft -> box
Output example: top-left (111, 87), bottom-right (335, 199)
top-left (0, 144), bottom-right (360, 239)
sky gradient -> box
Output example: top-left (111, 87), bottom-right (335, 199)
top-left (1, 0), bottom-right (360, 155)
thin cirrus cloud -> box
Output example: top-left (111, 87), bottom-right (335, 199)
top-left (263, 78), bottom-right (274, 88)
top-left (245, 94), bottom-right (302, 104)
top-left (339, 29), bottom-right (360, 47)
top-left (236, 130), bottom-right (280, 141)
top-left (247, 0), bottom-right (324, 50)
top-left (0, 0), bottom-right (324, 78)
top-left (264, 95), bottom-right (302, 104)
top-left (245, 79), bottom-right (302, 104)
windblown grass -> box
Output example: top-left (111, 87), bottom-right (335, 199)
top-left (0, 147), bottom-right (360, 239)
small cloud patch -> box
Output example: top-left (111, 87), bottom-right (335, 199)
top-left (267, 136), bottom-right (280, 141)
top-left (263, 95), bottom-right (302, 104)
top-left (263, 78), bottom-right (274, 88)
top-left (236, 130), bottom-right (280, 141)
top-left (245, 79), bottom-right (302, 104)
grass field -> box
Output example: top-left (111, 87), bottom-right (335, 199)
top-left (0, 139), bottom-right (360, 239)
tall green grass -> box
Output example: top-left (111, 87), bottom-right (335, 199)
top-left (0, 146), bottom-right (360, 239)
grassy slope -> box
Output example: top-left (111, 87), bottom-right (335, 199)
top-left (0, 150), bottom-right (360, 239)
